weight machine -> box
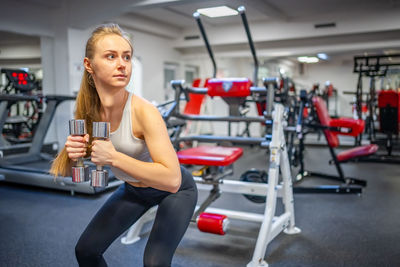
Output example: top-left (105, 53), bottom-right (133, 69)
top-left (121, 77), bottom-right (300, 267)
top-left (193, 6), bottom-right (297, 139)
top-left (293, 89), bottom-right (377, 194)
top-left (353, 54), bottom-right (400, 163)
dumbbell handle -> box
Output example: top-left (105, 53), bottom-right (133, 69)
top-left (76, 157), bottom-right (84, 167)
top-left (69, 119), bottom-right (87, 161)
top-left (91, 122), bottom-right (110, 188)
top-left (91, 137), bottom-right (106, 172)
top-left (92, 121), bottom-right (110, 171)
top-left (69, 119), bottom-right (89, 183)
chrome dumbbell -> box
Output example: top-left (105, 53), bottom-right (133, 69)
top-left (91, 121), bottom-right (110, 187)
top-left (69, 119), bottom-right (89, 183)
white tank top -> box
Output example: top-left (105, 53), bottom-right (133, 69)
top-left (109, 92), bottom-right (152, 183)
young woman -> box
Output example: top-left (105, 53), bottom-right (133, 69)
top-left (50, 23), bottom-right (197, 267)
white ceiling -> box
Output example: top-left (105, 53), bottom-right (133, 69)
top-left (125, 0), bottom-right (400, 27)
top-left (1, 0), bottom-right (400, 61)
top-left (116, 0), bottom-right (400, 60)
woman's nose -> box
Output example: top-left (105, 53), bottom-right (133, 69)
top-left (117, 57), bottom-right (126, 69)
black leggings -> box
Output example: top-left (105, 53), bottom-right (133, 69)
top-left (75, 166), bottom-right (197, 267)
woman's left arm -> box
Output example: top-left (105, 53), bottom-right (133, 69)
top-left (95, 101), bottom-right (182, 193)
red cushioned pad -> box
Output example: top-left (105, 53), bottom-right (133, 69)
top-left (329, 118), bottom-right (365, 137)
top-left (337, 144), bottom-right (378, 162)
top-left (207, 78), bottom-right (251, 97)
top-left (177, 146), bottom-right (243, 166)
top-left (378, 90), bottom-right (399, 108)
top-left (312, 96), bottom-right (339, 147)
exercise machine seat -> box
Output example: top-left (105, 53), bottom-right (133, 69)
top-left (177, 146), bottom-right (243, 166)
top-left (337, 144), bottom-right (378, 162)
top-left (207, 78), bottom-right (251, 97)
top-left (329, 118), bottom-right (365, 137)
top-left (313, 96), bottom-right (365, 146)
top-left (312, 96), bottom-right (378, 161)
top-left (312, 96), bottom-right (339, 147)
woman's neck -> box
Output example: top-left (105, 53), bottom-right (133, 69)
top-left (96, 87), bottom-right (129, 121)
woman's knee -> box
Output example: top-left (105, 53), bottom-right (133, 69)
top-left (180, 166), bottom-right (197, 193)
top-left (75, 237), bottom-right (102, 263)
top-left (143, 252), bottom-right (171, 267)
top-left (75, 239), bottom-right (89, 260)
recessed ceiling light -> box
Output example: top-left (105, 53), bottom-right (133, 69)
top-left (298, 56), bottom-right (319, 63)
top-left (197, 6), bottom-right (238, 18)
top-left (317, 53), bottom-right (329, 60)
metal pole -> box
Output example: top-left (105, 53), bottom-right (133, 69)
top-left (193, 12), bottom-right (217, 78)
top-left (238, 6), bottom-right (259, 86)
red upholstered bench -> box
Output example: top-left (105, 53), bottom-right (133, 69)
top-left (310, 96), bottom-right (378, 186)
top-left (336, 144), bottom-right (378, 162)
top-left (177, 146), bottom-right (243, 166)
top-left (313, 96), bottom-right (378, 162)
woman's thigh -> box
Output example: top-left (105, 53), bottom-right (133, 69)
top-left (143, 167), bottom-right (198, 265)
top-left (76, 184), bottom-right (151, 253)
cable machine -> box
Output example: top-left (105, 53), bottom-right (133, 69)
top-left (353, 54), bottom-right (400, 162)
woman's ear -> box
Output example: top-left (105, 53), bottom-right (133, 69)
top-left (84, 57), bottom-right (93, 74)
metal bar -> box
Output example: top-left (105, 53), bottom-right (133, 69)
top-left (176, 113), bottom-right (266, 123)
top-left (0, 94), bottom-right (40, 102)
top-left (238, 6), bottom-right (259, 86)
top-left (178, 135), bottom-right (267, 145)
top-left (193, 12), bottom-right (217, 78)
top-left (250, 86), bottom-right (267, 94)
top-left (194, 177), bottom-right (284, 198)
top-left (293, 185), bottom-right (362, 194)
top-left (353, 54), bottom-right (400, 74)
top-left (267, 212), bottom-right (291, 243)
top-left (185, 87), bottom-right (208, 94)
top-left (263, 77), bottom-right (278, 116)
top-left (198, 206), bottom-right (266, 223)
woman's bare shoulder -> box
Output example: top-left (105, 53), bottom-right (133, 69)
top-left (132, 95), bottom-right (160, 121)
top-left (132, 94), bottom-right (157, 111)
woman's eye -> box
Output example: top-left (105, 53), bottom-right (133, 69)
top-left (124, 55), bottom-right (131, 60)
top-left (107, 54), bottom-right (115, 59)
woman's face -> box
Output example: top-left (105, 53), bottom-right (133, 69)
top-left (86, 34), bottom-right (132, 89)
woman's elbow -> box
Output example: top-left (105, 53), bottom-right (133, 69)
top-left (168, 173), bottom-right (181, 193)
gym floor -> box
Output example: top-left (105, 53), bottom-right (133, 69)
top-left (1, 144), bottom-right (399, 267)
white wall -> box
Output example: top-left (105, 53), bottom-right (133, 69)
top-left (126, 29), bottom-right (182, 103)
top-left (293, 57), bottom-right (359, 117)
top-left (68, 28), bottom-right (92, 95)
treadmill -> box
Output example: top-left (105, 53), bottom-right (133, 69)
top-left (0, 70), bottom-right (122, 195)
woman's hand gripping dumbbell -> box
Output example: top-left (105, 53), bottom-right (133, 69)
top-left (90, 122), bottom-right (115, 187)
top-left (67, 119), bottom-right (89, 182)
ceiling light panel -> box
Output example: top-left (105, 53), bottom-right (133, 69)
top-left (197, 6), bottom-right (238, 18)
top-left (298, 56), bottom-right (319, 63)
